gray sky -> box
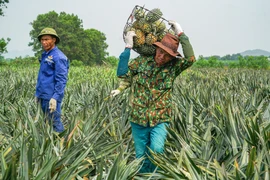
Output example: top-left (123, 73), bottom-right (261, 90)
top-left (0, 0), bottom-right (269, 58)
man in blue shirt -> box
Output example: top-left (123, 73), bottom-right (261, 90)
top-left (35, 28), bottom-right (69, 133)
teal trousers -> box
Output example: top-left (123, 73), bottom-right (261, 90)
top-left (130, 122), bottom-right (169, 173)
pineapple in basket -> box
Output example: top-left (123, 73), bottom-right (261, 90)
top-left (134, 7), bottom-right (146, 20)
top-left (133, 29), bottom-right (145, 47)
top-left (136, 44), bottom-right (156, 56)
top-left (156, 31), bottom-right (166, 41)
top-left (140, 21), bottom-right (152, 34)
top-left (123, 6), bottom-right (172, 56)
top-left (152, 20), bottom-right (166, 33)
top-left (145, 33), bottom-right (158, 45)
top-left (132, 19), bottom-right (151, 34)
top-left (145, 8), bottom-right (163, 23)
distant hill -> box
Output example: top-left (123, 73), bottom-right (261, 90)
top-left (240, 49), bottom-right (270, 57)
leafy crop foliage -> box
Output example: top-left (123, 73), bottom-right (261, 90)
top-left (0, 63), bottom-right (269, 179)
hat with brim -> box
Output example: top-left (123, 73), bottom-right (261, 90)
top-left (153, 33), bottom-right (180, 57)
top-left (38, 27), bottom-right (60, 44)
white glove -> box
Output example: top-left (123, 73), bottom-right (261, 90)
top-left (124, 31), bottom-right (136, 48)
top-left (110, 89), bottom-right (121, 97)
top-left (49, 98), bottom-right (57, 113)
top-left (168, 20), bottom-right (184, 36)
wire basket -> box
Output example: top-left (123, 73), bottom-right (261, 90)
top-left (123, 5), bottom-right (175, 56)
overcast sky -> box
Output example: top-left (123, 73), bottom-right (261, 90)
top-left (0, 0), bottom-right (269, 58)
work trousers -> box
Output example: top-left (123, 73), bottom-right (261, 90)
top-left (40, 99), bottom-right (64, 133)
top-left (130, 122), bottom-right (169, 173)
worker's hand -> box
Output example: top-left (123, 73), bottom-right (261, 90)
top-left (110, 89), bottom-right (121, 97)
top-left (124, 31), bottom-right (136, 48)
top-left (49, 98), bottom-right (57, 113)
top-left (168, 20), bottom-right (184, 36)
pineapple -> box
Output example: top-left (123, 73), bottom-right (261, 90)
top-left (134, 29), bottom-right (145, 47)
top-left (132, 20), bottom-right (140, 29)
top-left (134, 7), bottom-right (145, 20)
top-left (146, 8), bottom-right (163, 23)
top-left (152, 20), bottom-right (166, 33)
top-left (132, 19), bottom-right (144, 30)
top-left (132, 19), bottom-right (152, 34)
top-left (145, 33), bottom-right (158, 45)
top-left (140, 21), bottom-right (152, 34)
top-left (137, 44), bottom-right (156, 56)
top-left (156, 31), bottom-right (166, 41)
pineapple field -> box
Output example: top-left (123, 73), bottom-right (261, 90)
top-left (0, 65), bottom-right (269, 180)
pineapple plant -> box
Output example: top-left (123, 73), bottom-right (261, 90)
top-left (1, 65), bottom-right (270, 179)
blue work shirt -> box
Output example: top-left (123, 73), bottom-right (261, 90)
top-left (35, 46), bottom-right (69, 102)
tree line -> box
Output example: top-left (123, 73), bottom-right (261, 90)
top-left (194, 55), bottom-right (270, 69)
top-left (200, 53), bottom-right (243, 61)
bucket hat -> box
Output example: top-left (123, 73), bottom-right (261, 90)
top-left (153, 33), bottom-right (180, 57)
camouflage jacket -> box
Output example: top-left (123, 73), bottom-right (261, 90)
top-left (118, 33), bottom-right (195, 127)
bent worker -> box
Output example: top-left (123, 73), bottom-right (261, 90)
top-left (111, 21), bottom-right (196, 173)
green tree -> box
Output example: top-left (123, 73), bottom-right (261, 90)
top-left (208, 56), bottom-right (223, 67)
top-left (85, 29), bottom-right (108, 65)
top-left (0, 37), bottom-right (10, 55)
top-left (28, 11), bottom-right (108, 65)
top-left (0, 0), bottom-right (9, 16)
top-left (103, 56), bottom-right (118, 67)
top-left (0, 0), bottom-right (10, 56)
